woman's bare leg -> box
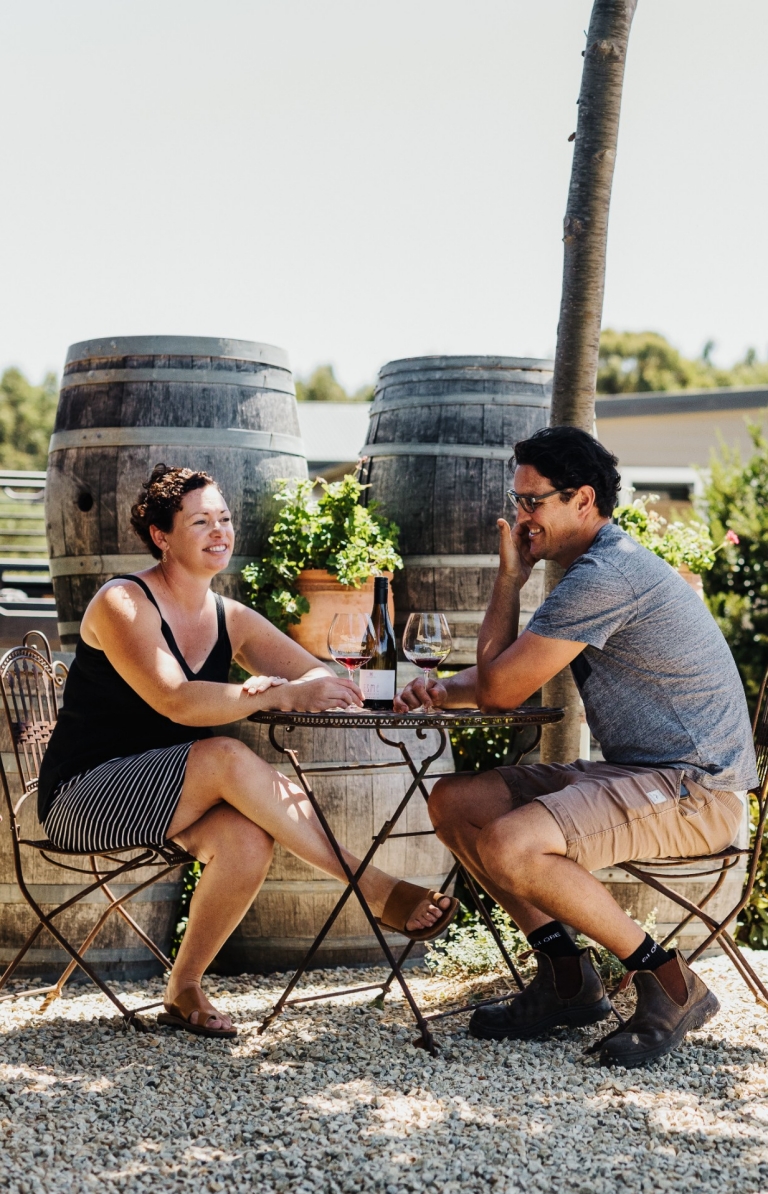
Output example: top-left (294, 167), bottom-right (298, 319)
top-left (166, 737), bottom-right (450, 932)
top-left (166, 803), bottom-right (274, 1030)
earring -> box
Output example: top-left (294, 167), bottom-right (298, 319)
top-left (162, 549), bottom-right (168, 564)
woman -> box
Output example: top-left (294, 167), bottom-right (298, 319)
top-left (38, 464), bottom-right (457, 1037)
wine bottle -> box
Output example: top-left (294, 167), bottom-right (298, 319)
top-left (359, 576), bottom-right (397, 710)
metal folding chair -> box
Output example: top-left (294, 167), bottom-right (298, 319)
top-left (614, 665), bottom-right (768, 1007)
top-left (0, 633), bottom-right (193, 1029)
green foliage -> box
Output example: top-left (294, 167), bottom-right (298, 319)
top-left (425, 904), bottom-right (671, 984)
top-left (170, 861), bottom-right (202, 959)
top-left (295, 364), bottom-right (373, 403)
top-left (698, 433), bottom-right (768, 946)
top-left (0, 368), bottom-right (58, 469)
top-left (736, 794), bottom-right (768, 950)
top-left (450, 724), bottom-right (517, 772)
top-left (597, 329), bottom-right (768, 395)
top-left (702, 425), bottom-right (768, 710)
top-left (242, 474), bottom-right (402, 631)
top-left (614, 496), bottom-right (718, 574)
top-left (425, 905), bottom-right (530, 979)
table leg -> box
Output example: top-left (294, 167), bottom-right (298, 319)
top-left (383, 731), bottom-right (526, 991)
top-left (258, 727), bottom-right (442, 1054)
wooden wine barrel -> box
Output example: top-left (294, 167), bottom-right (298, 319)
top-left (0, 734), bottom-right (182, 982)
top-left (213, 718), bottom-right (455, 974)
top-left (46, 336), bottom-right (307, 648)
top-left (360, 355), bottom-right (552, 664)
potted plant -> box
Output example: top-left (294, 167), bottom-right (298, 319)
top-left (614, 496), bottom-right (737, 597)
top-left (243, 474), bottom-right (402, 657)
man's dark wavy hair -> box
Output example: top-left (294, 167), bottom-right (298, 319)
top-left (512, 426), bottom-right (621, 517)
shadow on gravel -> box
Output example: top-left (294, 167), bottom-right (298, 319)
top-left (1, 985), bottom-right (768, 1194)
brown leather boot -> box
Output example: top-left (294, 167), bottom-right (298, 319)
top-left (468, 948), bottom-right (612, 1041)
top-left (596, 951), bottom-right (719, 1068)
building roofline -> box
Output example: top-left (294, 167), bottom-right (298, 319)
top-left (596, 384), bottom-right (768, 419)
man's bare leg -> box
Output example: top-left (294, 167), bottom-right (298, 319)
top-left (430, 772), bottom-right (645, 958)
top-left (430, 772), bottom-right (555, 935)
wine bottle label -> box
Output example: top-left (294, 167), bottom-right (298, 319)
top-left (359, 670), bottom-right (396, 700)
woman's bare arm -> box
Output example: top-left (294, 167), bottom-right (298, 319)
top-left (224, 600), bottom-right (333, 681)
top-left (87, 582), bottom-right (361, 723)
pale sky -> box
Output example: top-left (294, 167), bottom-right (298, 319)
top-left (1, 0), bottom-right (766, 392)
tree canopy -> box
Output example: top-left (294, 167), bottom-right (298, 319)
top-left (0, 368), bottom-right (58, 469)
top-left (295, 364), bottom-right (373, 403)
top-left (597, 330), bottom-right (768, 394)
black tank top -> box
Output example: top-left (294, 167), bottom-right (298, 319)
top-left (38, 576), bottom-right (232, 819)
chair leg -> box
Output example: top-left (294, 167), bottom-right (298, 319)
top-left (618, 861), bottom-right (768, 1012)
top-left (0, 922), bottom-right (65, 1007)
top-left (36, 897), bottom-right (134, 1012)
top-left (37, 859), bottom-right (182, 1011)
top-left (0, 921), bottom-right (46, 993)
top-left (89, 858), bottom-right (176, 972)
top-left (715, 932), bottom-right (768, 1008)
top-left (658, 865), bottom-right (730, 950)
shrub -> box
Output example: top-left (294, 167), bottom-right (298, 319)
top-left (242, 474), bottom-right (402, 632)
top-left (614, 496), bottom-right (719, 574)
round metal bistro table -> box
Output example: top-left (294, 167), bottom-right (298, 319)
top-left (248, 706), bottom-right (564, 1055)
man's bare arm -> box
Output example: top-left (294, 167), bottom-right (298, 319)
top-left (475, 630), bottom-right (585, 711)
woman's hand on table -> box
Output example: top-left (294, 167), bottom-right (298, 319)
top-left (270, 672), bottom-right (364, 712)
top-left (240, 674), bottom-right (288, 696)
top-left (394, 676), bottom-right (448, 713)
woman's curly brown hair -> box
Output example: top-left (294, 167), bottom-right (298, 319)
top-left (130, 463), bottom-right (222, 559)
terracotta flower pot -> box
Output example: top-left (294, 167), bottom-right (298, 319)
top-left (677, 565), bottom-right (705, 600)
top-left (287, 570), bottom-right (395, 660)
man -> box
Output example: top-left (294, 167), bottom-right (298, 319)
top-left (395, 426), bottom-right (757, 1067)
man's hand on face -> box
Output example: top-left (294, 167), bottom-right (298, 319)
top-left (498, 516), bottom-right (535, 588)
top-left (394, 676), bottom-right (448, 712)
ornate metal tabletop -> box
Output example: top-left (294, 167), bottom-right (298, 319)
top-left (247, 706), bottom-right (564, 730)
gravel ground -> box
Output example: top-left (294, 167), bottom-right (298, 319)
top-left (1, 952), bottom-right (768, 1194)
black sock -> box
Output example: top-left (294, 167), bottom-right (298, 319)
top-left (621, 932), bottom-right (674, 972)
top-left (527, 921), bottom-right (581, 959)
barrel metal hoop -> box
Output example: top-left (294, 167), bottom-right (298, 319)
top-left (50, 553), bottom-right (253, 580)
top-left (370, 392), bottom-right (551, 415)
top-left (49, 427), bottom-right (306, 457)
top-left (377, 356), bottom-right (554, 377)
top-left (0, 882), bottom-right (178, 904)
top-left (401, 554), bottom-right (501, 568)
top-left (59, 367), bottom-right (295, 395)
top-left (64, 336), bottom-right (290, 369)
top-left (360, 443), bottom-right (513, 461)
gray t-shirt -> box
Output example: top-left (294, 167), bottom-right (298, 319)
top-left (525, 522), bottom-right (757, 791)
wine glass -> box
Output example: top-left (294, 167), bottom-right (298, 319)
top-left (327, 612), bottom-right (376, 682)
top-left (402, 612), bottom-right (452, 692)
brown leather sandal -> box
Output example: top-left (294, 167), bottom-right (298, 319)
top-left (376, 881), bottom-right (459, 942)
top-left (157, 988), bottom-right (237, 1038)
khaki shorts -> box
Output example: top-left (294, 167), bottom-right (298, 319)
top-left (495, 759), bottom-right (744, 873)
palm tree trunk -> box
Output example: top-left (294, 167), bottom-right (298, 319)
top-left (540, 0), bottom-right (638, 764)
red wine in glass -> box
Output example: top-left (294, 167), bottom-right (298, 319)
top-left (334, 654), bottom-right (371, 671)
top-left (402, 612), bottom-right (452, 700)
top-left (327, 613), bottom-right (376, 683)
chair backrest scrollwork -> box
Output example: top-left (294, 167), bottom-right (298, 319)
top-left (0, 639), bottom-right (68, 820)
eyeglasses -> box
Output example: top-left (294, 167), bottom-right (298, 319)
top-left (506, 487), bottom-right (569, 514)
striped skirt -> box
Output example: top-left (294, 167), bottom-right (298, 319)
top-left (43, 742), bottom-right (194, 854)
